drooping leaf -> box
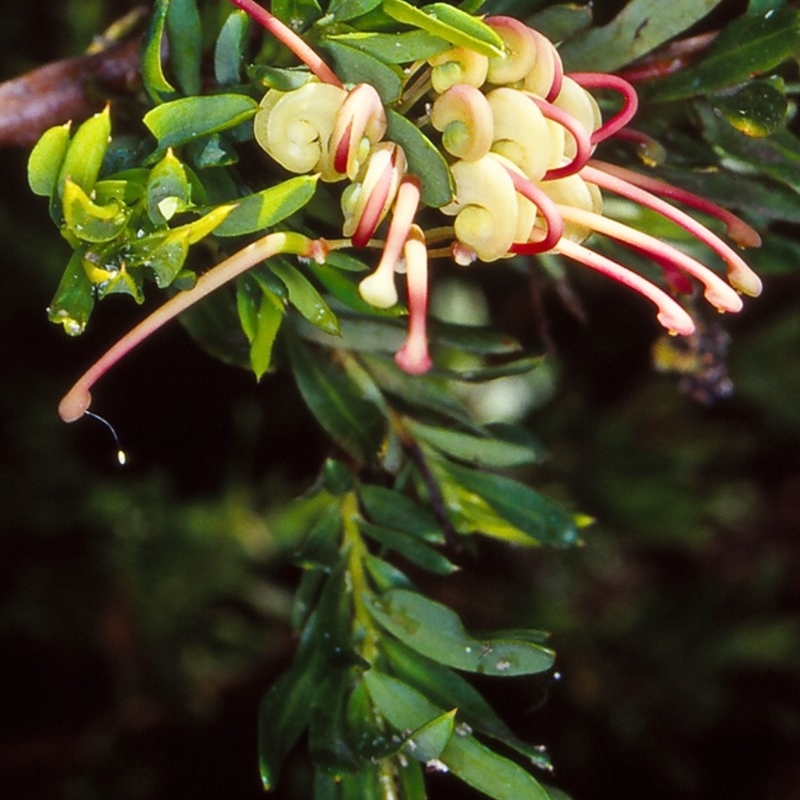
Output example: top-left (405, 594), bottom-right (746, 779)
top-left (360, 522), bottom-right (458, 575)
top-left (359, 485), bottom-right (444, 543)
top-left (435, 456), bottom-right (581, 548)
top-left (646, 8), bottom-right (800, 101)
top-left (369, 589), bottom-right (555, 676)
top-left (269, 259), bottom-right (339, 335)
top-left (364, 670), bottom-right (552, 800)
top-left (309, 666), bottom-right (362, 776)
top-left (559, 0), bottom-right (725, 72)
top-left (236, 278), bottom-right (285, 380)
top-left (404, 419), bottom-right (539, 468)
top-left (286, 333), bottom-right (387, 464)
top-left (47, 249), bottom-right (95, 336)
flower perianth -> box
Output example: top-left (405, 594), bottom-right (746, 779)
top-left (343, 142), bottom-right (407, 248)
top-left (330, 83), bottom-right (388, 180)
top-left (582, 163), bottom-right (763, 297)
top-left (359, 176), bottom-right (421, 309)
top-left (394, 225), bottom-right (432, 375)
top-left (59, 232), bottom-right (323, 423)
top-left (485, 16), bottom-right (540, 85)
top-left (555, 237), bottom-right (696, 336)
top-left (429, 47), bottom-right (489, 93)
top-left (522, 27), bottom-right (564, 102)
top-left (431, 85), bottom-right (493, 162)
top-left (255, 83), bottom-right (347, 181)
top-left (228, 0), bottom-right (342, 86)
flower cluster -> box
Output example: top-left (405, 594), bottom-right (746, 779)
top-left (56, 0), bottom-right (764, 423)
top-left (249, 9), bottom-right (762, 374)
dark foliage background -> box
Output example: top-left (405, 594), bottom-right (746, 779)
top-left (1, 1), bottom-right (799, 799)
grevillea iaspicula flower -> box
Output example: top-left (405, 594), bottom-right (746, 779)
top-left (58, 0), bottom-right (762, 423)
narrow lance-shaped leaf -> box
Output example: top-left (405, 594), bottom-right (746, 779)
top-left (646, 8), bottom-right (800, 101)
top-left (286, 333), bottom-right (387, 465)
top-left (141, 0), bottom-right (175, 101)
top-left (48, 249), bottom-right (95, 336)
top-left (559, 0), bottom-right (725, 72)
top-left (269, 259), bottom-right (339, 336)
top-left (368, 589), bottom-right (555, 676)
top-left (166, 0), bottom-right (202, 95)
top-left (143, 94), bottom-right (258, 152)
top-left (58, 106), bottom-right (111, 195)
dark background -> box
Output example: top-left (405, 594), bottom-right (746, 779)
top-left (1, 1), bottom-right (799, 798)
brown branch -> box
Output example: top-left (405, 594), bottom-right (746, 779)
top-left (0, 36), bottom-right (141, 148)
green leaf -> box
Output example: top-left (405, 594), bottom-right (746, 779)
top-left (369, 589), bottom-right (555, 676)
top-left (270, 259), bottom-right (339, 335)
top-left (58, 106), bottom-right (111, 195)
top-left (62, 179), bottom-right (129, 243)
top-left (405, 419), bottom-right (539, 468)
top-left (28, 123), bottom-right (71, 197)
top-left (381, 637), bottom-right (553, 770)
top-left (527, 3), bottom-right (593, 43)
top-left (143, 94), bottom-right (258, 151)
top-left (292, 505), bottom-right (342, 569)
top-left (363, 554), bottom-right (414, 591)
top-left (215, 175), bottom-right (319, 236)
top-left (320, 40), bottom-right (404, 103)
top-left (328, 0), bottom-right (383, 22)
top-left (359, 485), bottom-right (443, 543)
top-left (386, 109), bottom-right (454, 208)
top-left (141, 0), bottom-right (175, 101)
top-left (325, 30), bottom-right (449, 62)
top-left (215, 10), bottom-right (250, 85)
top-left (360, 522), bottom-right (458, 575)
top-left (559, 0), bottom-right (725, 72)
top-left (307, 261), bottom-right (402, 316)
top-left (259, 620), bottom-right (326, 790)
top-left (711, 77), bottom-right (788, 137)
top-left (405, 709), bottom-right (456, 761)
top-left (364, 670), bottom-right (552, 800)
top-left (286, 333), bottom-right (387, 464)
top-left (382, 0), bottom-right (503, 57)
top-left (309, 666), bottom-right (362, 776)
top-left (435, 457), bottom-right (580, 548)
top-left (272, 0), bottom-right (323, 25)
top-left (166, 0), bottom-right (202, 95)
top-left (236, 279), bottom-right (285, 380)
top-left (146, 149), bottom-right (191, 225)
top-left (47, 249), bottom-right (95, 336)
top-left (128, 232), bottom-right (189, 288)
top-left (647, 8), bottom-right (800, 101)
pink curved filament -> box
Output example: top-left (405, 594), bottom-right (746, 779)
top-left (555, 238), bottom-right (696, 336)
top-left (589, 159), bottom-right (762, 249)
top-left (568, 72), bottom-right (638, 144)
top-left (530, 96), bottom-right (593, 180)
top-left (556, 204), bottom-right (744, 313)
top-left (582, 164), bottom-right (762, 296)
top-left (504, 167), bottom-right (564, 254)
